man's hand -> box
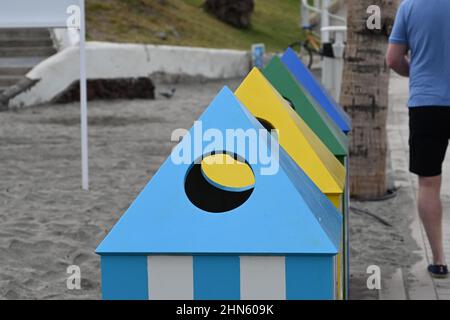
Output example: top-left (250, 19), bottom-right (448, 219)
top-left (386, 43), bottom-right (410, 77)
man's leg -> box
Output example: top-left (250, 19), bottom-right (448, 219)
top-left (418, 175), bottom-right (446, 265)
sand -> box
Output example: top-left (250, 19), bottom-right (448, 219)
top-left (348, 188), bottom-right (422, 300)
top-left (0, 77), bottom-right (419, 300)
top-left (0, 78), bottom-right (242, 299)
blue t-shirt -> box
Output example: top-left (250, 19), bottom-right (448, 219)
top-left (389, 0), bottom-right (450, 107)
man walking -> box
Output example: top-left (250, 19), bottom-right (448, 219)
top-left (386, 0), bottom-right (450, 278)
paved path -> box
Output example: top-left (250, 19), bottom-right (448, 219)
top-left (387, 73), bottom-right (450, 299)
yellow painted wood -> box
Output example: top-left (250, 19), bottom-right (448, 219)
top-left (235, 68), bottom-right (346, 201)
top-left (329, 194), bottom-right (342, 210)
top-left (334, 193), bottom-right (344, 300)
top-left (201, 154), bottom-right (255, 191)
top-left (236, 69), bottom-right (345, 300)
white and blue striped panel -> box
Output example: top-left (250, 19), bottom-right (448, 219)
top-left (145, 255), bottom-right (335, 300)
top-left (240, 256), bottom-right (286, 300)
top-left (147, 256), bottom-right (193, 300)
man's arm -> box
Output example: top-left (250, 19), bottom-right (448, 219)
top-left (386, 43), bottom-right (410, 77)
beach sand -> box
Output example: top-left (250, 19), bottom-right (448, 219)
top-left (0, 77), bottom-right (419, 300)
top-left (348, 188), bottom-right (422, 300)
top-left (0, 79), bottom-right (242, 299)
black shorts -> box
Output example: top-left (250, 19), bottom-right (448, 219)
top-left (409, 107), bottom-right (450, 177)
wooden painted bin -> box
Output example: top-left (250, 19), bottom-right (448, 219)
top-left (235, 69), bottom-right (346, 299)
top-left (280, 50), bottom-right (352, 299)
top-left (281, 47), bottom-right (352, 134)
top-left (262, 56), bottom-right (350, 299)
top-left (235, 68), bottom-right (346, 209)
top-left (263, 56), bottom-right (348, 163)
top-left (96, 87), bottom-right (342, 300)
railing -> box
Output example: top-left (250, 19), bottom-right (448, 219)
top-left (301, 0), bottom-right (346, 28)
top-left (300, 0), bottom-right (347, 102)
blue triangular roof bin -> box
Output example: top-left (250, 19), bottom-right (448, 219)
top-left (96, 87), bottom-right (342, 300)
top-left (281, 48), bottom-right (352, 134)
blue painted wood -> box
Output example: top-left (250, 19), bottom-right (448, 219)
top-left (96, 87), bottom-right (342, 256)
top-left (285, 255), bottom-right (334, 300)
top-left (193, 256), bottom-right (240, 300)
top-left (101, 255), bottom-right (148, 300)
top-left (278, 142), bottom-right (342, 249)
top-left (281, 48), bottom-right (352, 134)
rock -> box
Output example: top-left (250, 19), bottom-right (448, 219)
top-left (53, 77), bottom-right (156, 103)
top-left (204, 0), bottom-right (254, 29)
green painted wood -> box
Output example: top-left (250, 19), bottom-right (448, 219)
top-left (263, 56), bottom-right (348, 157)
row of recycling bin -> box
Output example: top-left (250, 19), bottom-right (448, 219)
top-left (96, 48), bottom-right (352, 300)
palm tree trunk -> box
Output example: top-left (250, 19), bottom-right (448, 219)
top-left (340, 0), bottom-right (399, 199)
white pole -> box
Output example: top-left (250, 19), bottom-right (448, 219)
top-left (321, 0), bottom-right (330, 42)
top-left (321, 0), bottom-right (333, 98)
top-left (332, 30), bottom-right (345, 101)
top-left (79, 0), bottom-right (89, 190)
top-left (301, 0), bottom-right (308, 27)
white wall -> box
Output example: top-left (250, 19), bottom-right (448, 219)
top-left (10, 42), bottom-right (251, 108)
top-left (51, 28), bottom-right (80, 51)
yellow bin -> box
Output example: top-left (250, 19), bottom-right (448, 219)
top-left (235, 68), bottom-right (345, 208)
top-left (235, 68), bottom-right (346, 299)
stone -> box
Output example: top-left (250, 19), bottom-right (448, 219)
top-left (53, 77), bottom-right (155, 103)
top-left (204, 0), bottom-right (254, 29)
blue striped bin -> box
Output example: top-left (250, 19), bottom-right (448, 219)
top-left (96, 87), bottom-right (342, 300)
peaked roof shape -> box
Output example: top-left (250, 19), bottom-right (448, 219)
top-left (281, 47), bottom-right (352, 134)
top-left (235, 68), bottom-right (345, 196)
top-left (263, 56), bottom-right (349, 158)
top-left (96, 87), bottom-right (342, 255)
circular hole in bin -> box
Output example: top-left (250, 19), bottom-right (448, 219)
top-left (257, 117), bottom-right (276, 133)
top-left (256, 118), bottom-right (278, 144)
top-left (185, 151), bottom-right (255, 213)
top-left (283, 97), bottom-right (296, 111)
